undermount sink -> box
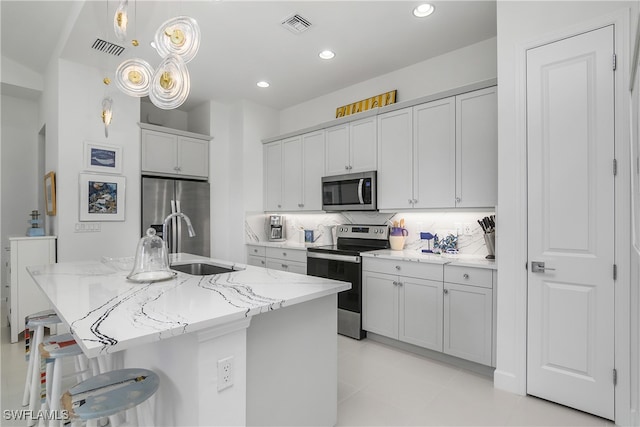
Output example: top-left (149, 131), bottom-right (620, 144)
top-left (171, 263), bottom-right (238, 276)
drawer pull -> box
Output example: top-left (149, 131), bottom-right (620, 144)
top-left (395, 265), bottom-right (401, 270)
top-left (444, 289), bottom-right (449, 295)
top-left (282, 264), bottom-right (288, 269)
top-left (282, 252), bottom-right (287, 256)
top-left (463, 273), bottom-right (469, 279)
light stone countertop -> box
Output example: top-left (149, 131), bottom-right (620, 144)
top-left (27, 253), bottom-right (350, 358)
top-left (362, 249), bottom-right (497, 270)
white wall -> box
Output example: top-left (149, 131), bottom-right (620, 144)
top-left (495, 1), bottom-right (635, 422)
top-left (278, 37), bottom-right (497, 135)
top-left (140, 100), bottom-right (189, 131)
top-left (55, 59), bottom-right (141, 262)
top-left (0, 94), bottom-right (41, 301)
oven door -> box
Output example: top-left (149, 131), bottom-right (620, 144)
top-left (306, 252), bottom-right (362, 313)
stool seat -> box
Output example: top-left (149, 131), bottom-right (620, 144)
top-left (26, 309), bottom-right (60, 327)
top-left (39, 333), bottom-right (83, 360)
top-left (62, 368), bottom-right (159, 421)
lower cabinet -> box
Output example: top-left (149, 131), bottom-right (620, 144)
top-left (246, 245), bottom-right (266, 267)
top-left (265, 247), bottom-right (307, 274)
top-left (363, 257), bottom-right (495, 366)
top-left (245, 245), bottom-right (307, 275)
top-left (9, 236), bottom-right (57, 343)
top-left (362, 258), bottom-right (443, 352)
top-left (443, 282), bottom-right (493, 366)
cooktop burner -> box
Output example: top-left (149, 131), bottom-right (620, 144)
top-left (307, 224), bottom-right (390, 255)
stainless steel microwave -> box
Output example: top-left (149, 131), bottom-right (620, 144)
top-left (322, 171), bottom-right (377, 211)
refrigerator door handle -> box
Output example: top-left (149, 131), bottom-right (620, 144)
top-left (176, 200), bottom-right (182, 253)
top-left (170, 200), bottom-right (177, 253)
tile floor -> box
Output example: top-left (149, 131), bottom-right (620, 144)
top-left (1, 323), bottom-right (613, 426)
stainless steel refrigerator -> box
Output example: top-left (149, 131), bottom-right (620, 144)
top-left (142, 176), bottom-right (210, 257)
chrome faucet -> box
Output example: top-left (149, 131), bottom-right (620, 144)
top-left (162, 212), bottom-right (196, 252)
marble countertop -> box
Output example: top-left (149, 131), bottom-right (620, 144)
top-left (246, 241), bottom-right (325, 249)
top-left (362, 250), bottom-right (497, 270)
top-left (27, 253), bottom-right (350, 358)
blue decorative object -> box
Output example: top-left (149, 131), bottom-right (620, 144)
top-left (420, 232), bottom-right (436, 253)
top-left (26, 210), bottom-right (45, 237)
top-left (435, 233), bottom-right (458, 254)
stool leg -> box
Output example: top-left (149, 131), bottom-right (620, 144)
top-left (48, 358), bottom-right (63, 427)
top-left (28, 326), bottom-right (45, 426)
top-left (22, 327), bottom-right (33, 406)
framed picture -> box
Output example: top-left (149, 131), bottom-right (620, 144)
top-left (79, 173), bottom-right (126, 221)
top-left (84, 141), bottom-right (122, 174)
top-left (44, 171), bottom-right (56, 216)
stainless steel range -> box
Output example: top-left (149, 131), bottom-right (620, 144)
top-left (307, 224), bottom-right (390, 339)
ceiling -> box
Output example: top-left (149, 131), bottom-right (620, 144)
top-left (1, 1), bottom-right (497, 111)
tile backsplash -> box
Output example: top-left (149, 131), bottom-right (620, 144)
top-left (246, 210), bottom-right (495, 257)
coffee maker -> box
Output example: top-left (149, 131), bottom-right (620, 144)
top-left (268, 215), bottom-right (285, 241)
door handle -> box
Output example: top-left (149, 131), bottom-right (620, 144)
top-left (531, 261), bottom-right (556, 273)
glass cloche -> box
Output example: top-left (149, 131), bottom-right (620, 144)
top-left (127, 228), bottom-right (175, 282)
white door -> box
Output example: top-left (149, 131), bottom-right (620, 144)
top-left (302, 131), bottom-right (325, 211)
top-left (349, 117), bottom-right (377, 173)
top-left (325, 124), bottom-right (349, 176)
top-left (526, 25), bottom-right (615, 420)
top-left (282, 136), bottom-right (303, 211)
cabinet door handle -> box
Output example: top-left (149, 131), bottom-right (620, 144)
top-left (392, 281), bottom-right (398, 286)
top-left (345, 165), bottom-right (350, 170)
top-left (261, 260), bottom-right (265, 265)
top-left (282, 264), bottom-right (288, 269)
top-left (463, 273), bottom-right (469, 279)
top-left (397, 281), bottom-right (403, 287)
top-left (408, 199), bottom-right (413, 205)
top-left (455, 197), bottom-right (461, 203)
top-left (254, 249), bottom-right (258, 253)
top-left (413, 199), bottom-right (418, 204)
top-left (277, 204), bottom-right (282, 208)
top-left (444, 289), bottom-right (449, 295)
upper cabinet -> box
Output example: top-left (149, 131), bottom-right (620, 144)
top-left (377, 86), bottom-right (496, 210)
top-left (455, 87), bottom-right (498, 208)
top-left (141, 125), bottom-right (211, 179)
top-left (325, 116), bottom-right (377, 176)
top-left (264, 130), bottom-right (325, 212)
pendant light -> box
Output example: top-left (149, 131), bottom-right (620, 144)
top-left (148, 54), bottom-right (191, 110)
top-left (113, 0), bottom-right (129, 41)
top-left (115, 58), bottom-right (153, 97)
top-left (101, 77), bottom-right (113, 138)
top-left (153, 16), bottom-right (201, 64)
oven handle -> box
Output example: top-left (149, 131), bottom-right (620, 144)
top-left (307, 252), bottom-right (361, 264)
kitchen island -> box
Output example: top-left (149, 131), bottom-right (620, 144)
top-left (27, 253), bottom-right (350, 426)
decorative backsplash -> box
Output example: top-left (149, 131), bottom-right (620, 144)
top-left (246, 210), bottom-right (496, 257)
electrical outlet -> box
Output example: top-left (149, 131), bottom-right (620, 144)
top-left (463, 223), bottom-right (473, 235)
top-left (217, 356), bottom-right (234, 391)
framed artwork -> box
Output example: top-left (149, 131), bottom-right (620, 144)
top-left (44, 171), bottom-right (56, 216)
top-left (79, 173), bottom-right (126, 221)
top-left (84, 141), bottom-right (122, 174)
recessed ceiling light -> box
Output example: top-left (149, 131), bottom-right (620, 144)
top-left (319, 50), bottom-right (335, 60)
top-left (257, 81), bottom-right (270, 88)
top-left (413, 3), bottom-right (435, 18)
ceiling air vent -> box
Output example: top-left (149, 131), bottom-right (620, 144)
top-left (91, 38), bottom-right (125, 56)
top-left (280, 14), bottom-right (312, 34)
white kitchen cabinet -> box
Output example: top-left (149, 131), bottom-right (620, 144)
top-left (325, 116), bottom-right (377, 176)
top-left (141, 128), bottom-right (210, 179)
top-left (377, 107), bottom-right (414, 210)
top-left (363, 258), bottom-right (443, 351)
top-left (455, 86), bottom-right (498, 208)
top-left (264, 141), bottom-right (283, 211)
top-left (443, 265), bottom-right (493, 366)
top-left (265, 131), bottom-right (325, 212)
top-left (246, 245), bottom-right (266, 267)
top-left (9, 236), bottom-right (57, 343)
top-left (377, 88), bottom-right (495, 210)
top-left (265, 247), bottom-right (307, 275)
top-left (282, 131), bottom-right (325, 211)
top-left (413, 98), bottom-right (456, 208)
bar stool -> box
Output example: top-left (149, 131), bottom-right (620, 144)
top-left (61, 368), bottom-right (159, 427)
top-left (23, 310), bottom-right (61, 411)
top-left (37, 333), bottom-right (89, 427)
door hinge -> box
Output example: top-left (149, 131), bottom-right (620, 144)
top-left (613, 264), bottom-right (617, 280)
top-left (613, 159), bottom-right (617, 176)
top-left (613, 53), bottom-right (617, 71)
top-left (613, 368), bottom-right (618, 386)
